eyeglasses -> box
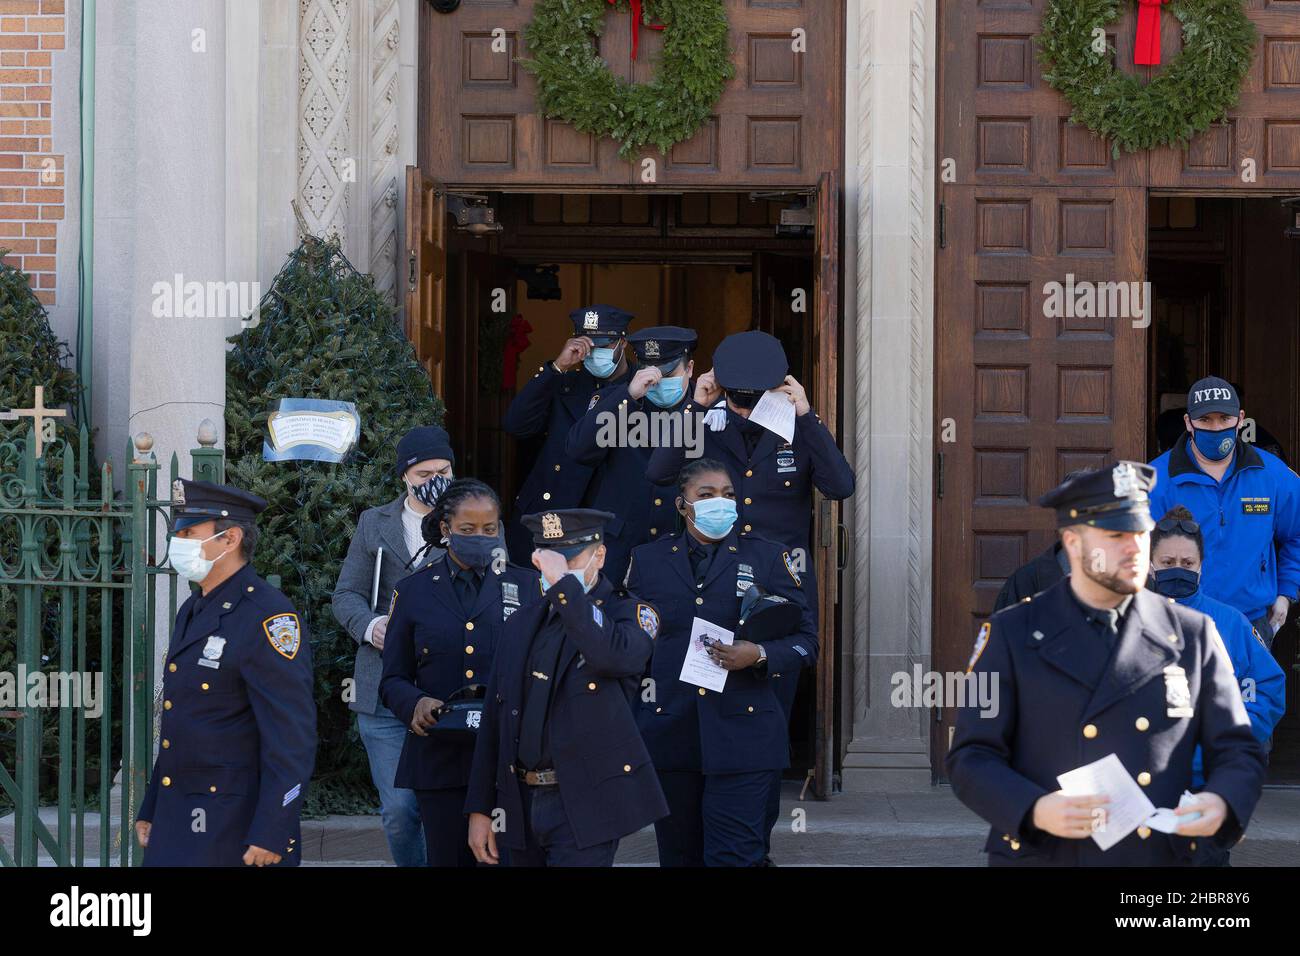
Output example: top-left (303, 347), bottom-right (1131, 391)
top-left (1155, 517), bottom-right (1200, 534)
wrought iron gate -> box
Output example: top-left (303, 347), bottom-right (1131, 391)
top-left (0, 421), bottom-right (222, 866)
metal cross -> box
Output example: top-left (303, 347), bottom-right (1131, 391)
top-left (0, 386), bottom-right (67, 459)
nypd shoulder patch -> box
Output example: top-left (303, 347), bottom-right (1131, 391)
top-left (263, 613), bottom-right (302, 660)
top-left (966, 622), bottom-right (991, 674)
top-left (637, 603), bottom-right (660, 639)
top-left (782, 551), bottom-right (801, 587)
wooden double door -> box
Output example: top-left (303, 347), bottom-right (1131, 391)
top-left (934, 0), bottom-right (1300, 774)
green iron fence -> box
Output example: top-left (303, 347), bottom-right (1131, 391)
top-left (0, 421), bottom-right (223, 866)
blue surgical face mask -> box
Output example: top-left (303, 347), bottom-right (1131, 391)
top-left (646, 372), bottom-right (686, 408)
top-left (1152, 566), bottom-right (1200, 600)
top-left (584, 344), bottom-right (621, 379)
top-left (542, 550), bottom-right (598, 593)
top-left (688, 497), bottom-right (738, 540)
top-left (1191, 426), bottom-right (1236, 462)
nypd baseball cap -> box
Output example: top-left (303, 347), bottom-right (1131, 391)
top-left (1186, 377), bottom-right (1240, 420)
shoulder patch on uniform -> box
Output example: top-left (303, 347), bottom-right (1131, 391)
top-left (263, 613), bottom-right (302, 660)
top-left (966, 622), bottom-right (991, 674)
top-left (637, 604), bottom-right (660, 639)
top-left (782, 551), bottom-right (801, 587)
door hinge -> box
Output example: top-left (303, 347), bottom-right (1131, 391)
top-left (938, 202), bottom-right (947, 249)
top-left (936, 451), bottom-right (945, 500)
top-left (408, 250), bottom-right (418, 292)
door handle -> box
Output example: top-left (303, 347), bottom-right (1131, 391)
top-left (408, 250), bottom-right (418, 291)
top-left (837, 523), bottom-right (848, 571)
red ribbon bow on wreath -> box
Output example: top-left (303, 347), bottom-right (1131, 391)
top-left (609, 0), bottom-right (665, 61)
top-left (1134, 0), bottom-right (1168, 66)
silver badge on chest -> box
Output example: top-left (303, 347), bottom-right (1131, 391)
top-left (1164, 664), bottom-right (1193, 718)
top-left (198, 635), bottom-right (226, 670)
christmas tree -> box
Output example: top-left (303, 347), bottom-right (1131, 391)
top-left (225, 231), bottom-right (445, 814)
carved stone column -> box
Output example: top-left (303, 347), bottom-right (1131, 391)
top-left (298, 0), bottom-right (355, 243)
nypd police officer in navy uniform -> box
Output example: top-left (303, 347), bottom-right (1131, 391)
top-left (465, 508), bottom-right (668, 866)
top-left (645, 330), bottom-right (853, 856)
top-left (565, 325), bottom-right (696, 584)
top-left (626, 458), bottom-right (817, 866)
top-left (503, 304), bottom-right (636, 564)
top-left (947, 463), bottom-right (1266, 866)
top-left (136, 479), bottom-right (317, 867)
top-left (1148, 376), bottom-right (1300, 648)
top-left (379, 478), bottom-right (543, 866)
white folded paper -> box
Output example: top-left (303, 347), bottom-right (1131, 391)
top-left (748, 389), bottom-right (796, 443)
top-left (1056, 753), bottom-right (1203, 851)
top-left (678, 617), bottom-right (734, 693)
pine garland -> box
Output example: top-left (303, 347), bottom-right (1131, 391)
top-left (521, 0), bottom-right (734, 159)
top-left (226, 234), bottom-right (445, 815)
top-left (1038, 0), bottom-right (1256, 156)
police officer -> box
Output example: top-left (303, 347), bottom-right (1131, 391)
top-left (948, 463), bottom-right (1266, 866)
top-left (503, 304), bottom-right (636, 564)
top-left (135, 479), bottom-right (316, 867)
top-left (465, 508), bottom-right (668, 866)
top-left (565, 325), bottom-right (696, 584)
top-left (1148, 376), bottom-right (1300, 648)
top-left (626, 458), bottom-right (816, 866)
top-left (646, 329), bottom-right (853, 856)
top-left (379, 478), bottom-right (543, 866)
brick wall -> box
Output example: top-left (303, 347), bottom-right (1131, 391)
top-left (0, 0), bottom-right (62, 307)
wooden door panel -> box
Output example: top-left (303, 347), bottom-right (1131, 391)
top-left (933, 183), bottom-right (1147, 770)
top-left (419, 0), bottom-right (842, 187)
top-left (940, 0), bottom-right (1146, 189)
top-left (405, 166), bottom-right (448, 395)
top-left (1151, 1), bottom-right (1300, 189)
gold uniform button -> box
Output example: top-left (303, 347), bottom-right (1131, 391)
top-left (623, 764), bottom-right (632, 773)
top-left (698, 688), bottom-right (707, 696)
top-left (747, 706), bottom-right (754, 713)
top-left (745, 470), bottom-right (753, 477)
top-left (744, 497), bottom-right (753, 505)
top-left (1009, 840), bottom-right (1020, 850)
top-left (465, 645), bottom-right (474, 654)
top-left (466, 622), bottom-right (475, 631)
top-left (744, 524), bottom-right (752, 532)
top-left (554, 464), bottom-right (561, 472)
top-left (587, 682), bottom-right (597, 691)
top-left (247, 586), bottom-right (254, 592)
top-left (650, 528), bottom-right (657, 535)
top-left (168, 663), bottom-right (177, 673)
top-left (162, 739), bottom-right (170, 749)
top-left (655, 707), bottom-right (662, 713)
top-left (542, 493), bottom-right (552, 501)
top-left (784, 481), bottom-right (791, 487)
top-left (1135, 717), bottom-right (1150, 731)
top-left (1190, 841), bottom-right (1197, 851)
top-left (1082, 724), bottom-right (1098, 739)
top-left (1137, 772), bottom-right (1151, 786)
top-left (209, 786), bottom-right (217, 793)
top-left (161, 777), bottom-right (171, 787)
top-left (422, 648), bottom-right (428, 655)
top-left (465, 669), bottom-right (474, 679)
top-left (1001, 834), bottom-right (1010, 842)
top-left (163, 700), bottom-right (172, 711)
top-left (654, 498), bottom-right (662, 506)
top-left (696, 597), bottom-right (704, 605)
top-left (201, 683), bottom-right (210, 691)
top-left (1137, 826), bottom-right (1151, 840)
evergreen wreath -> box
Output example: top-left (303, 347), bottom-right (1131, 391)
top-left (1038, 0), bottom-right (1256, 156)
top-left (521, 0), bottom-right (735, 159)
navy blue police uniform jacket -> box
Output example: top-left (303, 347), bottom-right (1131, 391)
top-left (503, 362), bottom-right (633, 560)
top-left (378, 554), bottom-right (543, 791)
top-left (946, 580), bottom-right (1265, 867)
top-left (464, 573), bottom-right (669, 851)
top-left (137, 562), bottom-right (317, 866)
top-left (564, 381), bottom-right (684, 585)
top-left (625, 529), bottom-right (818, 774)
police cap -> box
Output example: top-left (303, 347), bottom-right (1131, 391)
top-left (170, 479), bottom-right (267, 531)
top-left (628, 326), bottom-right (697, 370)
top-left (713, 330), bottom-right (788, 392)
top-left (1037, 462), bottom-right (1157, 532)
top-left (736, 584), bottom-right (802, 644)
top-left (570, 304), bottom-right (634, 340)
top-left (522, 508), bottom-right (615, 557)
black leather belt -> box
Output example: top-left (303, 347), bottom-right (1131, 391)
top-left (516, 767), bottom-right (558, 786)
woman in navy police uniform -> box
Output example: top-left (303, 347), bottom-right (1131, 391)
top-left (379, 478), bottom-right (542, 866)
top-left (626, 458), bottom-right (817, 866)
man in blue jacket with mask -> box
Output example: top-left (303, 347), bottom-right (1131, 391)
top-left (1148, 377), bottom-right (1300, 648)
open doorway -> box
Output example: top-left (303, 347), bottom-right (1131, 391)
top-left (1147, 195), bottom-right (1300, 784)
top-left (406, 184), bottom-right (843, 791)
